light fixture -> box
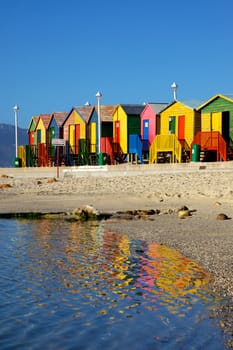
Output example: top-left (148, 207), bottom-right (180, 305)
top-left (13, 105), bottom-right (19, 159)
top-left (96, 91), bottom-right (102, 154)
top-left (171, 82), bottom-right (178, 101)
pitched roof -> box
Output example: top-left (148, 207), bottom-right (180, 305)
top-left (62, 106), bottom-right (94, 125)
top-left (160, 100), bottom-right (202, 113)
top-left (75, 106), bottom-right (95, 123)
top-left (121, 104), bottom-right (145, 115)
top-left (180, 100), bottom-right (203, 109)
top-left (33, 116), bottom-right (40, 125)
top-left (51, 112), bottom-right (68, 127)
top-left (95, 105), bottom-right (115, 122)
top-left (27, 116), bottom-right (39, 131)
top-left (148, 103), bottom-right (169, 114)
top-left (38, 114), bottom-right (52, 129)
top-left (197, 94), bottom-right (233, 111)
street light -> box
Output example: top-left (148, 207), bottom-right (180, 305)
top-left (171, 82), bottom-right (178, 101)
top-left (96, 91), bottom-right (102, 154)
top-left (13, 105), bottom-right (19, 159)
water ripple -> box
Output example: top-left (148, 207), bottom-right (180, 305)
top-left (0, 218), bottom-right (228, 349)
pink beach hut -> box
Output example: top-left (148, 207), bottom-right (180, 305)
top-left (141, 103), bottom-right (168, 155)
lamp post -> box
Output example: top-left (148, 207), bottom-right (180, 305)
top-left (171, 82), bottom-right (178, 101)
top-left (13, 105), bottom-right (19, 159)
top-left (96, 91), bottom-right (102, 154)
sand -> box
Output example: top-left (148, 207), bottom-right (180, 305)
top-left (1, 164), bottom-right (233, 344)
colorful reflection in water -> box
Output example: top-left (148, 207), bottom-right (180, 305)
top-left (0, 219), bottom-right (228, 349)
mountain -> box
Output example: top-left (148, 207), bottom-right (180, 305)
top-left (0, 124), bottom-right (28, 167)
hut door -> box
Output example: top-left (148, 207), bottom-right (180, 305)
top-left (37, 129), bottom-right (41, 144)
top-left (69, 125), bottom-right (75, 153)
top-left (169, 116), bottom-right (176, 134)
top-left (212, 112), bottom-right (222, 132)
top-left (178, 115), bottom-right (185, 140)
top-left (75, 124), bottom-right (80, 154)
top-left (49, 127), bottom-right (55, 143)
top-left (143, 120), bottom-right (149, 140)
top-left (143, 119), bottom-right (149, 150)
top-left (115, 121), bottom-right (120, 143)
top-left (202, 113), bottom-right (211, 131)
top-left (49, 127), bottom-right (55, 156)
top-left (114, 121), bottom-right (120, 154)
top-left (29, 132), bottom-right (34, 145)
top-left (222, 111), bottom-right (230, 143)
top-left (90, 122), bottom-right (96, 153)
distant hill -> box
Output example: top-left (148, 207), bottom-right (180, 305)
top-left (0, 124), bottom-right (28, 167)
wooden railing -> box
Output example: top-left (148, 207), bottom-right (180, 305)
top-left (112, 142), bottom-right (127, 163)
top-left (191, 131), bottom-right (227, 161)
top-left (149, 134), bottom-right (182, 163)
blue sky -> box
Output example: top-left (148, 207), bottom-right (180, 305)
top-left (0, 0), bottom-right (233, 128)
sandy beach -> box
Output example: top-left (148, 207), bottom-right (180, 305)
top-left (1, 163), bottom-right (233, 344)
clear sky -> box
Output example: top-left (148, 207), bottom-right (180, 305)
top-left (0, 0), bottom-right (233, 128)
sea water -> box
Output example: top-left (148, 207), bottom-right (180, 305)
top-left (0, 218), bottom-right (229, 349)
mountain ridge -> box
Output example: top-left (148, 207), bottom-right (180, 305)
top-left (0, 123), bottom-right (28, 167)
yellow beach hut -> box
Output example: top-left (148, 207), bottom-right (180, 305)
top-left (149, 100), bottom-right (201, 163)
top-left (35, 114), bottom-right (52, 166)
top-left (62, 106), bottom-right (94, 165)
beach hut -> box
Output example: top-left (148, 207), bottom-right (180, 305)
top-left (35, 114), bottom-right (52, 166)
top-left (35, 114), bottom-right (52, 144)
top-left (28, 116), bottom-right (39, 146)
top-left (89, 105), bottom-right (115, 164)
top-left (150, 100), bottom-right (201, 163)
top-left (194, 94), bottom-right (233, 161)
top-left (47, 112), bottom-right (67, 165)
top-left (62, 106), bottom-right (94, 165)
top-left (112, 104), bottom-right (145, 163)
top-left (140, 103), bottom-right (168, 161)
top-left (48, 112), bottom-right (67, 140)
top-left (26, 116), bottom-right (39, 166)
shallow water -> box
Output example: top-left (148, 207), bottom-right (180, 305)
top-left (0, 218), bottom-right (228, 349)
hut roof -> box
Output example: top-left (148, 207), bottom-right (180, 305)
top-left (196, 94), bottom-right (233, 111)
top-left (27, 116), bottom-right (39, 131)
top-left (148, 103), bottom-right (169, 114)
top-left (160, 100), bottom-right (202, 113)
top-left (121, 104), bottom-right (145, 115)
top-left (38, 114), bottom-right (52, 129)
top-left (51, 112), bottom-right (68, 127)
top-left (95, 105), bottom-right (115, 122)
top-left (75, 106), bottom-right (95, 123)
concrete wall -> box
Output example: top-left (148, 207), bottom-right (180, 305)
top-left (1, 161), bottom-right (233, 179)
